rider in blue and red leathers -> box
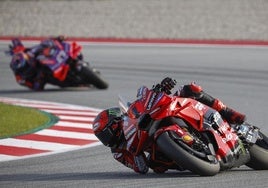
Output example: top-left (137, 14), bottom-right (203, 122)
top-left (93, 77), bottom-right (246, 174)
top-left (9, 36), bottom-right (69, 90)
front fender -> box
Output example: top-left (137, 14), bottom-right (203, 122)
top-left (154, 124), bottom-right (190, 142)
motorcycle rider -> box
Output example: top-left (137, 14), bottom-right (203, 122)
top-left (9, 36), bottom-right (71, 90)
top-left (93, 77), bottom-right (246, 174)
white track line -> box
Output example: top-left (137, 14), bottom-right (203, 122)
top-left (55, 121), bottom-right (92, 129)
top-left (34, 129), bottom-right (98, 140)
top-left (0, 138), bottom-right (78, 151)
top-left (0, 97), bottom-right (102, 162)
top-left (57, 115), bottom-right (95, 122)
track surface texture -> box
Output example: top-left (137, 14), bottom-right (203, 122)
top-left (1, 0), bottom-right (268, 187)
top-left (1, 42), bottom-right (268, 188)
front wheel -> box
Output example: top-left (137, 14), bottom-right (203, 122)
top-left (79, 66), bottom-right (108, 89)
top-left (156, 132), bottom-right (220, 176)
top-left (246, 131), bottom-right (268, 170)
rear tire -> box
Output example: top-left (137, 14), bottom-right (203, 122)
top-left (246, 131), bottom-right (268, 170)
top-left (157, 132), bottom-right (220, 176)
top-left (80, 66), bottom-right (108, 89)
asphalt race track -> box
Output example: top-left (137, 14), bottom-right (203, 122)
top-left (0, 41), bottom-right (268, 188)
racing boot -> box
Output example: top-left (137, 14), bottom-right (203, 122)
top-left (212, 99), bottom-right (246, 125)
top-left (179, 82), bottom-right (246, 125)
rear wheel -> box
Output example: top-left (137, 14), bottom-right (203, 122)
top-left (156, 132), bottom-right (220, 176)
top-left (246, 131), bottom-right (268, 170)
top-left (80, 66), bottom-right (108, 89)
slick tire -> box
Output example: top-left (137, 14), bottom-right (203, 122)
top-left (246, 131), bottom-right (268, 170)
top-left (157, 132), bottom-right (220, 176)
top-left (80, 67), bottom-right (108, 89)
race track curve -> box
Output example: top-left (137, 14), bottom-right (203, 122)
top-left (0, 41), bottom-right (268, 188)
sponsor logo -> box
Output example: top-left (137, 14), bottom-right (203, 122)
top-left (147, 92), bottom-right (157, 110)
top-left (125, 126), bottom-right (137, 140)
top-left (93, 122), bottom-right (100, 131)
top-left (194, 102), bottom-right (206, 111)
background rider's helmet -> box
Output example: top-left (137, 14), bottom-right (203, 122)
top-left (93, 107), bottom-right (124, 148)
top-left (10, 52), bottom-right (34, 78)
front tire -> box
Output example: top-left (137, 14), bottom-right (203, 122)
top-left (80, 66), bottom-right (108, 89)
top-left (156, 132), bottom-right (220, 176)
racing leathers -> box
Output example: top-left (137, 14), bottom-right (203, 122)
top-left (9, 36), bottom-right (69, 90)
top-left (110, 77), bottom-right (246, 174)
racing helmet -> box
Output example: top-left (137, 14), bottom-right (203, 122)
top-left (93, 107), bottom-right (124, 148)
top-left (10, 52), bottom-right (34, 77)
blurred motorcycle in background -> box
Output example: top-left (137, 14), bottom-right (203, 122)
top-left (6, 36), bottom-right (108, 90)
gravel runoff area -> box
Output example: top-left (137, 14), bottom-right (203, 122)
top-left (0, 0), bottom-right (268, 40)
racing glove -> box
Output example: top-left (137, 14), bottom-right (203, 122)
top-left (160, 77), bottom-right (177, 94)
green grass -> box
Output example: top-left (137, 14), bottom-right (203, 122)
top-left (0, 102), bottom-right (50, 138)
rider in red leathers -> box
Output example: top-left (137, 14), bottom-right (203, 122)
top-left (93, 77), bottom-right (246, 174)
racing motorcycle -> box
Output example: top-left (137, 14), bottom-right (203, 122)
top-left (118, 85), bottom-right (268, 176)
top-left (7, 37), bottom-right (108, 90)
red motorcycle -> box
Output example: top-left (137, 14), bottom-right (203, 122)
top-left (7, 37), bottom-right (108, 90)
top-left (119, 86), bottom-right (268, 176)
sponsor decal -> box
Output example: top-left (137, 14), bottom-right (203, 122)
top-left (147, 92), bottom-right (157, 110)
top-left (125, 126), bottom-right (137, 140)
top-left (93, 122), bottom-right (100, 131)
top-left (194, 102), bottom-right (206, 111)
